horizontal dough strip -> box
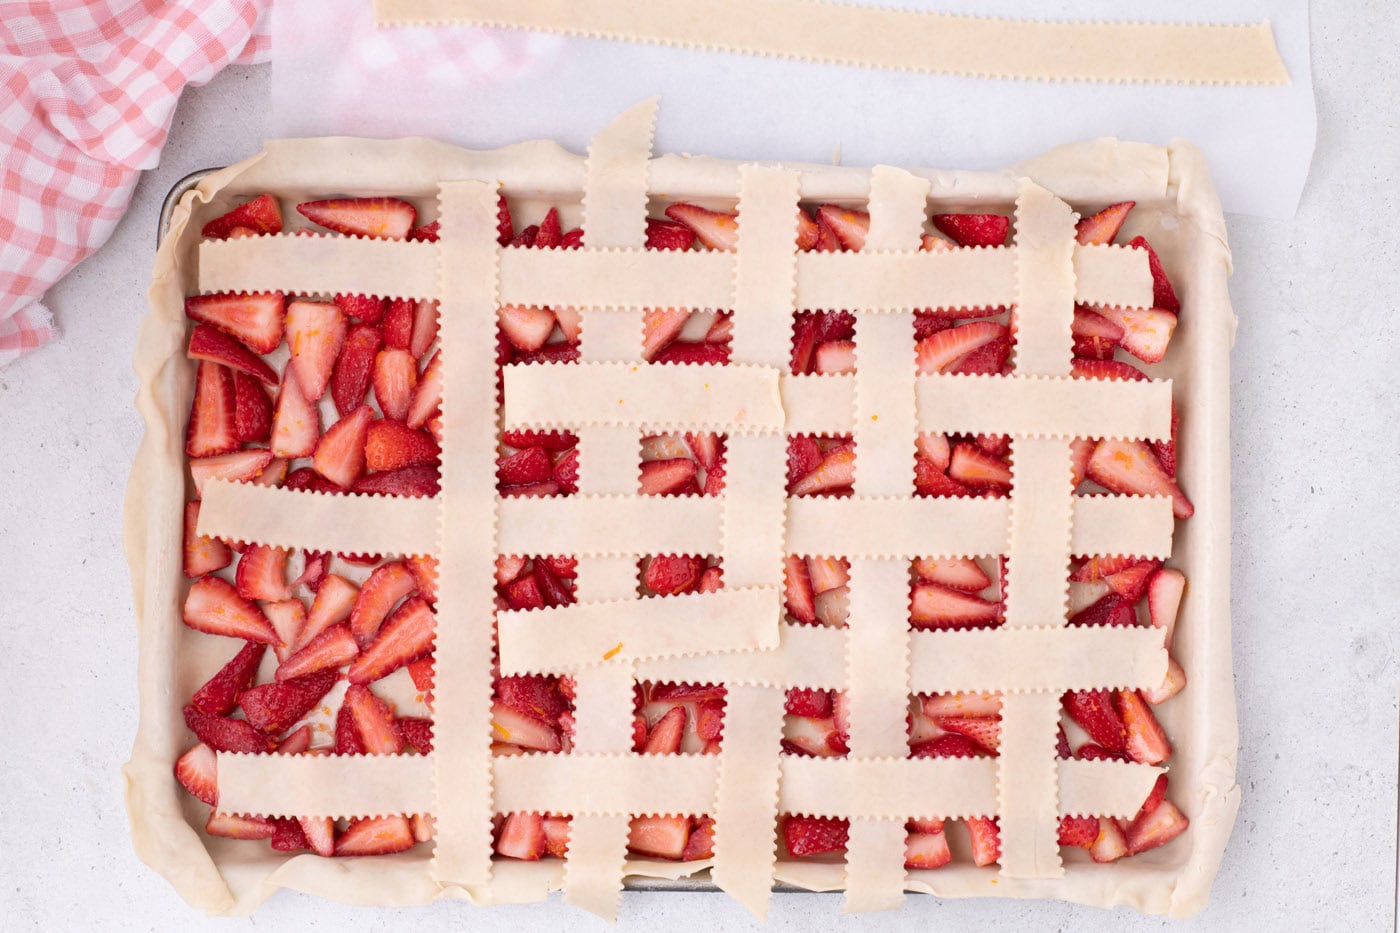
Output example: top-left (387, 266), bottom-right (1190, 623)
top-left (636, 620), bottom-right (1168, 693)
top-left (197, 238), bottom-right (1151, 313)
top-left (502, 362), bottom-right (785, 433)
top-left (215, 751), bottom-right (1162, 821)
top-left (496, 586), bottom-right (783, 673)
top-left (196, 485), bottom-right (1174, 562)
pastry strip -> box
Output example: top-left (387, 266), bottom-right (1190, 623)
top-left (199, 234), bottom-right (437, 299)
top-left (842, 819), bottom-right (907, 913)
top-left (996, 693), bottom-right (1065, 878)
top-left (492, 754), bottom-right (719, 816)
top-left (375, 0), bottom-right (1288, 86)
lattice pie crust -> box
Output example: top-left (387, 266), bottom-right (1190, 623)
top-left (125, 101), bottom-right (1239, 918)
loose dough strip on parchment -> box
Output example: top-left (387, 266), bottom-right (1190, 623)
top-left (373, 0), bottom-right (1289, 85)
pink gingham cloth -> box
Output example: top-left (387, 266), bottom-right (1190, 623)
top-left (0, 0), bottom-right (272, 366)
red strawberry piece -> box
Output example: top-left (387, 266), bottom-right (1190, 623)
top-left (687, 432), bottom-right (721, 471)
top-left (783, 816), bottom-right (849, 857)
top-left (949, 442), bottom-right (1012, 491)
top-left (794, 209), bottom-right (821, 250)
top-left (652, 342), bottom-right (730, 365)
top-left (297, 197), bottom-right (415, 239)
top-left (938, 716), bottom-right (1001, 754)
top-left (639, 458), bottom-right (697, 495)
top-left (663, 203), bottom-right (739, 250)
top-left (330, 323), bottom-right (383, 416)
top-left (504, 573), bottom-right (544, 610)
top-left (407, 220), bottom-right (439, 242)
top-left (950, 334), bottom-right (1012, 375)
top-left (1136, 774), bottom-right (1169, 821)
top-left (510, 225), bottom-right (538, 247)
top-left (533, 559), bottom-right (573, 608)
top-left (627, 816), bottom-right (691, 859)
top-left (1075, 201), bottom-right (1135, 246)
top-left (789, 446), bottom-right (855, 497)
top-left (1087, 439), bottom-right (1194, 519)
top-left (234, 544), bottom-right (291, 601)
top-left (313, 405), bottom-right (373, 488)
top-left (930, 213), bottom-right (1010, 247)
top-left (490, 701), bottom-right (561, 751)
top-left (382, 298), bottom-right (415, 351)
top-left (1069, 594), bottom-right (1136, 628)
top-left (497, 674), bottom-right (568, 724)
top-left (1072, 334), bottom-right (1116, 360)
top-left (263, 599), bottom-right (305, 662)
top-left (183, 577), bottom-right (281, 645)
top-left (1058, 814), bottom-right (1100, 849)
top-left (188, 324), bottom-right (278, 386)
top-left (1125, 798), bottom-right (1188, 855)
top-left (350, 562), bottom-right (418, 646)
top-left (351, 465), bottom-right (440, 498)
top-left (271, 366), bottom-right (320, 458)
top-left (975, 433), bottom-right (1012, 457)
top-left (1071, 555), bottom-right (1146, 582)
top-left (695, 700), bottom-right (725, 742)
top-left (409, 299), bottom-right (439, 359)
top-left (343, 683), bottom-right (405, 754)
top-left (912, 556), bottom-right (990, 592)
top-left (285, 300), bottom-right (346, 401)
top-left (497, 812), bottom-right (547, 860)
top-left (551, 447), bottom-right (580, 494)
top-left (814, 205), bottom-right (869, 251)
top-left (499, 304), bottom-right (555, 352)
top-left (1057, 724), bottom-right (1073, 759)
top-left (277, 622), bottom-right (358, 681)
top-left (239, 669), bottom-right (338, 734)
top-left (914, 321), bottom-right (1009, 374)
top-left (533, 207), bottom-right (563, 248)
top-left (1152, 405), bottom-right (1179, 476)
top-left (1128, 236), bottom-right (1180, 312)
top-left (1062, 689), bottom-right (1127, 752)
top-left (812, 310), bottom-right (857, 343)
top-left (334, 702), bottom-right (366, 755)
top-left (785, 687), bottom-right (832, 718)
top-left (495, 194), bottom-right (513, 244)
top-left (205, 811), bottom-right (276, 840)
top-left (406, 349), bottom-right (442, 430)
top-left (643, 705), bottom-right (686, 754)
top-left (905, 827), bottom-right (953, 870)
top-left (644, 217), bottom-right (696, 251)
top-left (232, 372), bottom-right (272, 443)
top-left (497, 446), bottom-right (552, 487)
top-left (1071, 357), bottom-right (1149, 383)
top-left (407, 656), bottom-right (436, 695)
top-left (202, 193), bottom-right (283, 239)
top-left (335, 816), bottom-right (416, 856)
top-left (334, 293), bottom-right (386, 324)
top-left (1147, 568), bottom-right (1186, 651)
top-left (560, 228), bottom-right (584, 249)
top-left (914, 458), bottom-right (972, 498)
top-left (645, 554), bottom-right (706, 595)
top-left (301, 817), bottom-right (336, 856)
top-left (786, 436), bottom-right (823, 489)
top-left (965, 816), bottom-right (1001, 866)
top-left (174, 743), bottom-right (218, 806)
top-left (790, 314), bottom-right (822, 374)
top-left (912, 733), bottom-right (987, 758)
top-left (283, 466), bottom-right (338, 494)
top-left (365, 420), bottom-right (440, 473)
top-left (1104, 559), bottom-right (1160, 603)
top-left (913, 313), bottom-right (958, 346)
top-left (813, 339), bottom-right (856, 374)
top-left (182, 501), bottom-right (231, 578)
top-left (501, 431), bottom-right (576, 453)
top-left (643, 307), bottom-right (690, 360)
top-left (347, 596), bottom-right (435, 684)
top-left (182, 704), bottom-right (273, 754)
top-left (649, 683), bottom-right (727, 703)
top-left (1094, 305), bottom-right (1178, 364)
top-left (1117, 689), bottom-right (1172, 764)
top-left (1076, 743), bottom-right (1128, 762)
top-left (270, 817), bottom-right (309, 852)
top-left (910, 582), bottom-right (1000, 630)
top-left (783, 555), bottom-right (817, 624)
top-left (812, 213), bottom-right (843, 251)
top-left (371, 348), bottom-right (418, 422)
top-left (184, 292), bottom-right (286, 355)
top-left (190, 641), bottom-right (265, 716)
top-left (398, 716), bottom-right (433, 753)
top-left (185, 361), bottom-right (237, 458)
top-left (683, 817), bottom-right (716, 860)
top-left (190, 449), bottom-right (274, 498)
top-left (1072, 304), bottom-right (1126, 345)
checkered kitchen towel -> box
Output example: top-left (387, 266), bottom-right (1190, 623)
top-left (0, 0), bottom-right (271, 366)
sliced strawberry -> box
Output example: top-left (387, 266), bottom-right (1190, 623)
top-left (205, 811), bottom-right (276, 840)
top-left (1117, 689), bottom-right (1172, 764)
top-left (1058, 814), bottom-right (1100, 849)
top-left (262, 599), bottom-right (306, 663)
top-left (813, 339), bottom-right (856, 374)
top-left (494, 195), bottom-right (513, 244)
top-left (365, 420), bottom-right (440, 473)
top-left (782, 555), bottom-right (818, 624)
top-left (1090, 816), bottom-right (1129, 862)
top-left (270, 364), bottom-right (320, 458)
top-left (794, 209), bottom-right (821, 250)
top-left (497, 674), bottom-right (568, 723)
top-left (627, 815), bottom-right (691, 859)
top-left (552, 447), bottom-right (580, 494)
top-left (188, 324), bottom-right (278, 386)
top-left (1076, 743), bottom-right (1129, 762)
top-left (285, 300), bottom-right (346, 401)
top-left (912, 556), bottom-right (991, 592)
top-left (313, 404), bottom-right (373, 488)
top-left (938, 716), bottom-right (1001, 754)
top-left (190, 449), bottom-right (276, 497)
top-left (559, 229), bottom-right (583, 249)
top-left (812, 214), bottom-right (843, 251)
top-left (965, 816), bottom-right (1001, 866)
top-left (930, 213), bottom-right (1010, 248)
top-left (645, 217), bottom-right (696, 251)
top-left (683, 817), bottom-right (715, 860)
top-left (1071, 555), bottom-right (1145, 582)
top-left (269, 817), bottom-right (309, 852)
top-left (497, 812), bottom-right (547, 860)
top-left (370, 348), bottom-right (418, 423)
top-left (398, 716), bottom-right (432, 753)
top-left (183, 704), bottom-right (273, 754)
top-left (1128, 236), bottom-right (1180, 312)
top-left (350, 562), bottom-right (418, 646)
top-left (277, 623), bottom-right (358, 681)
top-left (645, 554), bottom-right (706, 595)
top-left (783, 816), bottom-right (848, 857)
top-left (1075, 201), bottom-right (1135, 246)
top-left (914, 321), bottom-right (1009, 374)
top-left (639, 458), bottom-right (697, 495)
top-left (334, 293), bottom-right (386, 324)
top-left (297, 197), bottom-right (415, 239)
top-left (498, 446), bottom-right (552, 487)
top-left (1147, 568), bottom-right (1186, 650)
top-left (814, 205), bottom-right (869, 251)
top-left (185, 361), bottom-right (238, 458)
top-left (490, 701), bottom-right (562, 751)
top-left (351, 465), bottom-right (440, 498)
top-left (1105, 560), bottom-right (1160, 603)
top-left (922, 691), bottom-right (1002, 719)
top-left (786, 435), bottom-right (823, 488)
top-left (912, 733), bottom-right (987, 759)
top-left (533, 208), bottom-right (562, 249)
top-left (233, 544), bottom-right (290, 601)
top-left (1069, 593), bottom-right (1136, 628)
top-left (909, 582), bottom-right (1000, 630)
top-left (643, 706), bottom-right (686, 754)
top-left (905, 829), bottom-right (953, 869)
top-left (789, 447), bottom-right (855, 497)
top-left (299, 574), bottom-right (358, 652)
top-left (407, 656), bottom-right (435, 695)
top-left (231, 372), bottom-right (273, 444)
top-left (202, 194), bottom-right (283, 239)
top-left (335, 815), bottom-right (416, 855)
top-left (406, 349), bottom-right (442, 430)
top-left (915, 432), bottom-right (951, 473)
top-left (1126, 794), bottom-right (1188, 856)
top-left (330, 323), bottom-right (383, 416)
top-left (1142, 654), bottom-right (1187, 704)
top-left (805, 556), bottom-right (849, 594)
top-left (498, 304), bottom-right (555, 352)
top-left (663, 203), bottom-right (739, 250)
top-left (334, 703), bottom-right (366, 755)
top-left (408, 299), bottom-right (439, 359)
top-left (190, 640), bottom-right (265, 716)
top-left (533, 561), bottom-right (574, 608)
top-left (175, 743), bottom-right (218, 806)
top-left (184, 292), bottom-right (285, 354)
top-left (183, 577), bottom-right (280, 645)
top-left (239, 669), bottom-right (338, 734)
top-left (1062, 689), bottom-right (1127, 752)
top-left (300, 816), bottom-right (336, 857)
top-left (379, 298), bottom-right (413, 351)
top-left (915, 458), bottom-right (972, 498)
top-left (1093, 304), bottom-right (1179, 364)
top-left (347, 596), bottom-right (435, 684)
top-left (1087, 438), bottom-right (1194, 519)
top-left (343, 683), bottom-right (405, 754)
top-left (782, 714), bottom-right (846, 757)
top-left (182, 501), bottom-right (231, 578)
top-left (504, 574), bottom-right (545, 609)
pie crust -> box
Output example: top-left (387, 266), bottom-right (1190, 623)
top-left (125, 101), bottom-right (1239, 918)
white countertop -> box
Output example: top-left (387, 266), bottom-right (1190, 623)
top-left (2, 3), bottom-right (1396, 929)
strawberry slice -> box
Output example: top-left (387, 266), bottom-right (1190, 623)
top-left (904, 829), bottom-right (952, 869)
top-left (1057, 814), bottom-right (1100, 849)
top-left (398, 716), bottom-right (433, 753)
top-left (498, 304), bottom-right (555, 352)
top-left (335, 815), bottom-right (416, 855)
top-left (931, 213), bottom-right (1010, 247)
top-left (234, 544), bottom-right (291, 601)
top-left (663, 203), bottom-right (739, 250)
top-left (643, 706), bottom-right (686, 754)
top-left (312, 405), bottom-right (373, 488)
top-left (334, 293), bottom-right (386, 324)
top-left (174, 743), bottom-right (218, 806)
top-left (804, 556), bottom-right (849, 594)
top-left (921, 691), bottom-right (1002, 719)
top-left (270, 817), bottom-right (309, 852)
top-left (408, 220), bottom-right (439, 243)
top-left (350, 562), bottom-right (418, 646)
top-left (1127, 236), bottom-right (1180, 312)
top-left (1117, 689), bottom-right (1172, 764)
top-left (1093, 305), bottom-right (1178, 364)
top-left (205, 811), bottom-right (277, 840)
top-left (365, 420), bottom-right (439, 473)
top-left (347, 596), bottom-right (435, 684)
top-left (948, 443), bottom-right (1012, 491)
top-left (344, 683), bottom-right (405, 754)
top-left (497, 812), bottom-right (547, 860)
top-left (185, 361), bottom-right (237, 458)
top-left (938, 715), bottom-right (1001, 754)
top-left (784, 687), bottom-right (832, 718)
top-left (1152, 405), bottom-right (1180, 477)
top-left (1062, 689), bottom-right (1127, 752)
top-left (190, 641), bottom-right (266, 716)
top-left (239, 669), bottom-right (338, 734)
top-left (1087, 439), bottom-right (1194, 519)
top-left (496, 674), bottom-right (568, 723)
top-left (300, 817), bottom-right (336, 857)
top-left (782, 714), bottom-right (846, 757)
top-left (184, 292), bottom-right (285, 355)
top-left (406, 349), bottom-right (442, 429)
top-left (1142, 654), bottom-right (1187, 704)
top-left (965, 816), bottom-right (1001, 866)
top-left (190, 450), bottom-right (274, 497)
top-left (789, 447), bottom-right (855, 497)
top-left (352, 465), bottom-right (440, 498)
top-left (794, 209), bottom-right (820, 251)
top-left (382, 298), bottom-right (414, 350)
top-left (183, 577), bottom-right (280, 645)
top-left (814, 205), bottom-right (869, 251)
top-left (783, 555), bottom-right (817, 624)
top-left (533, 208), bottom-right (563, 248)
top-left (914, 458), bottom-right (972, 498)
top-left (296, 573), bottom-right (356, 650)
top-left (495, 195), bottom-right (514, 244)
top-left (644, 554), bottom-right (706, 595)
top-left (404, 557), bottom-right (438, 606)
top-left (297, 197), bottom-right (416, 240)
top-left (783, 816), bottom-right (848, 857)
top-left (330, 323), bottom-right (383, 416)
top-left (202, 194), bottom-right (283, 239)
top-left (910, 582), bottom-right (1000, 629)
top-left (1091, 817), bottom-right (1129, 863)
top-left (683, 817), bottom-right (716, 860)
top-left (645, 217), bottom-right (696, 251)
top-left (639, 457), bottom-right (697, 495)
top-left (1076, 744), bottom-right (1128, 762)
top-left (914, 321), bottom-right (1009, 374)
top-left (1104, 559), bottom-right (1160, 603)
top-left (1147, 568), bottom-right (1186, 650)
top-left (409, 299), bottom-right (439, 359)
top-left (497, 446), bottom-right (552, 488)
top-left (285, 300), bottom-right (346, 401)
top-left (652, 342), bottom-right (730, 366)
top-left (490, 701), bottom-right (562, 751)
top-left (643, 307), bottom-right (690, 360)
top-left (813, 339), bottom-right (856, 375)
top-left (1125, 798), bottom-right (1189, 855)
top-left (263, 599), bottom-right (305, 663)
top-left (627, 815), bottom-right (691, 859)
top-left (183, 704), bottom-right (273, 754)
top-left (276, 623), bottom-right (358, 681)
top-left (1075, 201), bottom-right (1135, 245)
top-left (912, 556), bottom-right (990, 592)
top-left (334, 703), bottom-right (365, 755)
top-left (270, 364), bottom-right (320, 458)
top-left (187, 324), bottom-right (278, 386)
top-left (182, 501), bottom-right (231, 578)
top-left (1069, 594), bottom-right (1136, 628)
top-left (371, 348), bottom-right (418, 422)
top-left (232, 372), bottom-right (272, 443)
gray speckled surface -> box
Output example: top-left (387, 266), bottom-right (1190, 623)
top-left (2, 2), bottom-right (1397, 929)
